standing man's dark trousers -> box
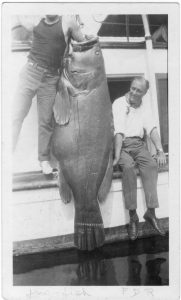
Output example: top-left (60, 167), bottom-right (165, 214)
top-left (118, 137), bottom-right (159, 210)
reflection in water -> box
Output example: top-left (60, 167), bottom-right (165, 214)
top-left (145, 257), bottom-right (167, 285)
top-left (126, 255), bottom-right (142, 285)
top-left (13, 235), bottom-right (169, 286)
top-left (77, 260), bottom-right (105, 282)
top-left (71, 251), bottom-right (118, 285)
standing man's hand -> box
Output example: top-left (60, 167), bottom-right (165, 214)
top-left (62, 15), bottom-right (86, 44)
top-left (156, 151), bottom-right (167, 167)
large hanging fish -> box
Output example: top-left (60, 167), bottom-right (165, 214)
top-left (52, 37), bottom-right (114, 251)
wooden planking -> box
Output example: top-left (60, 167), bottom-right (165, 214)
top-left (13, 217), bottom-right (169, 256)
top-left (13, 233), bottom-right (169, 274)
top-left (13, 165), bottom-right (169, 192)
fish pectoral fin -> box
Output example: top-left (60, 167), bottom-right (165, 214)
top-left (58, 164), bottom-right (73, 204)
top-left (53, 78), bottom-right (71, 126)
top-left (98, 149), bottom-right (113, 203)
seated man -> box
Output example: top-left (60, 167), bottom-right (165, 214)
top-left (112, 76), bottom-right (167, 240)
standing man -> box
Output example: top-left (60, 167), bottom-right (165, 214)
top-left (113, 76), bottom-right (167, 240)
top-left (12, 15), bottom-right (85, 174)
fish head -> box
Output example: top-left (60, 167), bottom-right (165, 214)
top-left (65, 37), bottom-right (106, 92)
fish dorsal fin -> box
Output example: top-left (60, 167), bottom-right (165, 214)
top-left (53, 76), bottom-right (71, 126)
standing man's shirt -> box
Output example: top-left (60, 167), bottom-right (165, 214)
top-left (112, 95), bottom-right (157, 138)
top-left (28, 17), bottom-right (66, 70)
top-left (28, 15), bottom-right (85, 71)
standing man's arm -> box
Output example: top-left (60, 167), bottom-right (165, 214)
top-left (16, 15), bottom-right (42, 31)
top-left (62, 15), bottom-right (86, 43)
top-left (150, 128), bottom-right (167, 167)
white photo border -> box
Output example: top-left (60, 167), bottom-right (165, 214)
top-left (1, 1), bottom-right (180, 300)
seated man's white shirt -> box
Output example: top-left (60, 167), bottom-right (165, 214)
top-left (112, 95), bottom-right (156, 138)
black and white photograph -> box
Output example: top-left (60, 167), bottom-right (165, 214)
top-left (1, 2), bottom-right (180, 300)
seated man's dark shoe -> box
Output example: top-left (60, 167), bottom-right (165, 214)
top-left (143, 211), bottom-right (165, 236)
top-left (128, 214), bottom-right (139, 241)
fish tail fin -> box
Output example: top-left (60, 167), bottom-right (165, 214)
top-left (74, 222), bottom-right (105, 251)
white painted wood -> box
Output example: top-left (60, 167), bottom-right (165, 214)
top-left (13, 172), bottom-right (168, 242)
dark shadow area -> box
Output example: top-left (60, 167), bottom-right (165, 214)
top-left (13, 234), bottom-right (169, 286)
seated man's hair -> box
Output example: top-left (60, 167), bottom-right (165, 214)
top-left (131, 76), bottom-right (150, 91)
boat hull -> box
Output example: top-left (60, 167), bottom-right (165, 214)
top-left (13, 171), bottom-right (169, 255)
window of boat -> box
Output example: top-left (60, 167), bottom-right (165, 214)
top-left (148, 15), bottom-right (168, 49)
top-left (95, 14), bottom-right (168, 49)
top-left (107, 77), bottom-right (134, 103)
top-left (96, 15), bottom-right (145, 49)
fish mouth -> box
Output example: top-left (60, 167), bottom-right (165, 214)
top-left (71, 37), bottom-right (99, 52)
top-left (62, 36), bottom-right (103, 93)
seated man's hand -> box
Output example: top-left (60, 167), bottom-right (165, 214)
top-left (156, 151), bottom-right (167, 167)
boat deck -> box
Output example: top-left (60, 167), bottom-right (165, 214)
top-left (12, 88), bottom-right (169, 256)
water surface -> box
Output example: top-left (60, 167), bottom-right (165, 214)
top-left (13, 234), bottom-right (169, 286)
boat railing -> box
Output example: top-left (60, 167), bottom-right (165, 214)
top-left (12, 157), bottom-right (168, 192)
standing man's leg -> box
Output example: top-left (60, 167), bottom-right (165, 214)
top-left (12, 64), bottom-right (38, 151)
top-left (37, 72), bottom-right (59, 174)
top-left (119, 150), bottom-right (139, 240)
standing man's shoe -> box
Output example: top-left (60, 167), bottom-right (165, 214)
top-left (143, 211), bottom-right (165, 236)
top-left (128, 214), bottom-right (139, 241)
top-left (40, 161), bottom-right (53, 175)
